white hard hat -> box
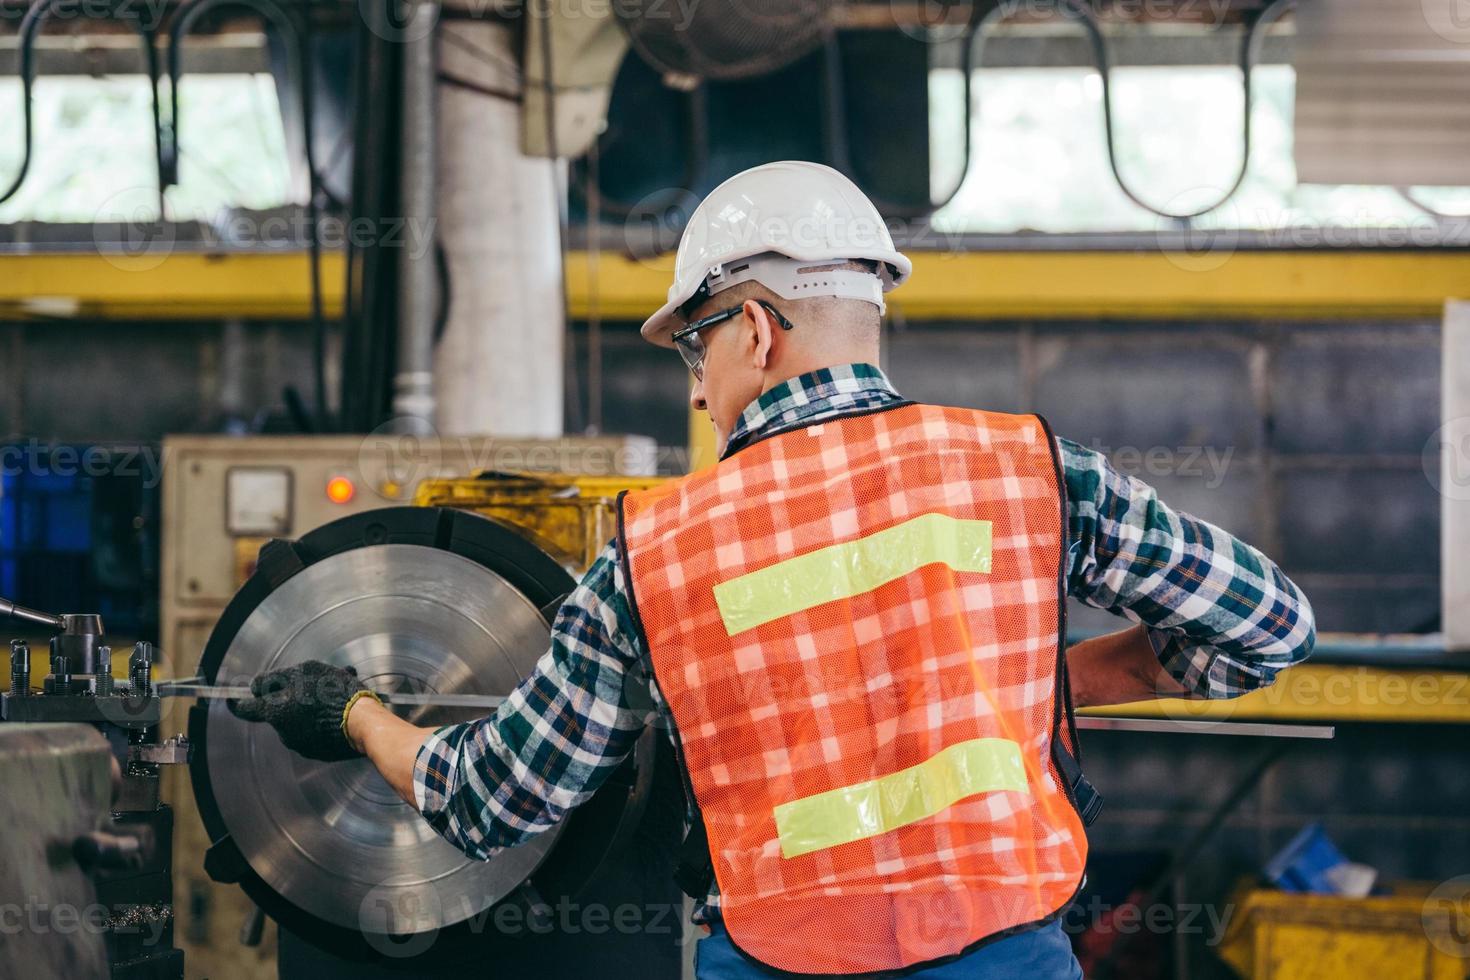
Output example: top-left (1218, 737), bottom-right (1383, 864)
top-left (640, 160), bottom-right (913, 348)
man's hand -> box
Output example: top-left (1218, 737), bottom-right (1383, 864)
top-left (1066, 625), bottom-right (1192, 708)
top-left (227, 660), bottom-right (381, 761)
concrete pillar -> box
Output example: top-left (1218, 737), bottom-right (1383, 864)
top-left (435, 18), bottom-right (565, 437)
top-left (1441, 301), bottom-right (1470, 649)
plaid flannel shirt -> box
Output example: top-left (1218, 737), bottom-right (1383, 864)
top-left (413, 362), bottom-right (1316, 917)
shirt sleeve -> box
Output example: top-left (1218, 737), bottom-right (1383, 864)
top-left (1057, 436), bottom-right (1316, 699)
top-left (411, 540), bottom-right (654, 860)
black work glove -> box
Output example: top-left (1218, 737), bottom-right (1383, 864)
top-left (227, 660), bottom-right (380, 762)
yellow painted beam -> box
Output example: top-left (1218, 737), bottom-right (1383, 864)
top-left (1081, 664), bottom-right (1470, 725)
top-left (567, 249), bottom-right (1470, 321)
top-left (1, 248), bottom-right (1467, 321)
top-left (0, 246), bottom-right (1464, 320)
top-left (0, 251), bottom-right (346, 320)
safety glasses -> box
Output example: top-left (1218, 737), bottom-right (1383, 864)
top-left (671, 299), bottom-right (795, 381)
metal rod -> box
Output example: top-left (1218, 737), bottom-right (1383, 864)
top-left (0, 598), bottom-right (64, 631)
top-left (155, 682), bottom-right (1328, 737)
top-left (155, 681), bottom-right (505, 712)
top-left (1076, 716), bottom-right (1335, 739)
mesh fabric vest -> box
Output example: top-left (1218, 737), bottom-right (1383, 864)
top-left (617, 403), bottom-right (1087, 975)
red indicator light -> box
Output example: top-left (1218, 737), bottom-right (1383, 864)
top-left (326, 476), bottom-right (356, 505)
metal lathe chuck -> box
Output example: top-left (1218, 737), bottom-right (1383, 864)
top-left (187, 507), bottom-right (657, 964)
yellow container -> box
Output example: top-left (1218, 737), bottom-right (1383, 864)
top-left (1218, 883), bottom-right (1470, 980)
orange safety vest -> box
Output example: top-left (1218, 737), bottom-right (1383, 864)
top-left (617, 402), bottom-right (1088, 975)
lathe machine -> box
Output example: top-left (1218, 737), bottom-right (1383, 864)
top-left (3, 461), bottom-right (692, 980)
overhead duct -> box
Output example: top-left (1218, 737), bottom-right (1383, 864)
top-left (614, 0), bottom-right (834, 81)
top-left (1294, 0), bottom-right (1470, 186)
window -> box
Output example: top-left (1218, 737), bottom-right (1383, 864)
top-left (930, 65), bottom-right (1470, 234)
top-left (0, 73), bottom-right (292, 224)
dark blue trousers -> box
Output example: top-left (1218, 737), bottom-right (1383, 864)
top-left (694, 919), bottom-right (1084, 979)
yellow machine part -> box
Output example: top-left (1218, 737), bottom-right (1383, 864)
top-left (1218, 884), bottom-right (1470, 979)
top-left (413, 471), bottom-right (668, 573)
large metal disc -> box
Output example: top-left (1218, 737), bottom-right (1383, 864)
top-left (205, 543), bottom-right (559, 933)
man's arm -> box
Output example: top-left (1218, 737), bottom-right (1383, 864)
top-left (346, 696), bottom-right (428, 804)
top-left (1058, 437), bottom-right (1316, 705)
top-left (365, 543), bottom-right (651, 859)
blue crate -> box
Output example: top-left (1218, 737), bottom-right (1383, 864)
top-left (0, 443), bottom-right (159, 636)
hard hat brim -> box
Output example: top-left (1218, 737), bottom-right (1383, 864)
top-left (640, 297), bottom-right (692, 350)
top-left (640, 246), bottom-right (913, 349)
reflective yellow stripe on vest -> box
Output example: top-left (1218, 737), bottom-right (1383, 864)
top-left (772, 737), bottom-right (1030, 859)
top-left (712, 513), bottom-right (993, 636)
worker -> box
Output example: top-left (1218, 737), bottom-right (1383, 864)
top-left (230, 161), bottom-right (1315, 977)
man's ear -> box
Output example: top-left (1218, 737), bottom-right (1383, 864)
top-left (743, 299), bottom-right (775, 371)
